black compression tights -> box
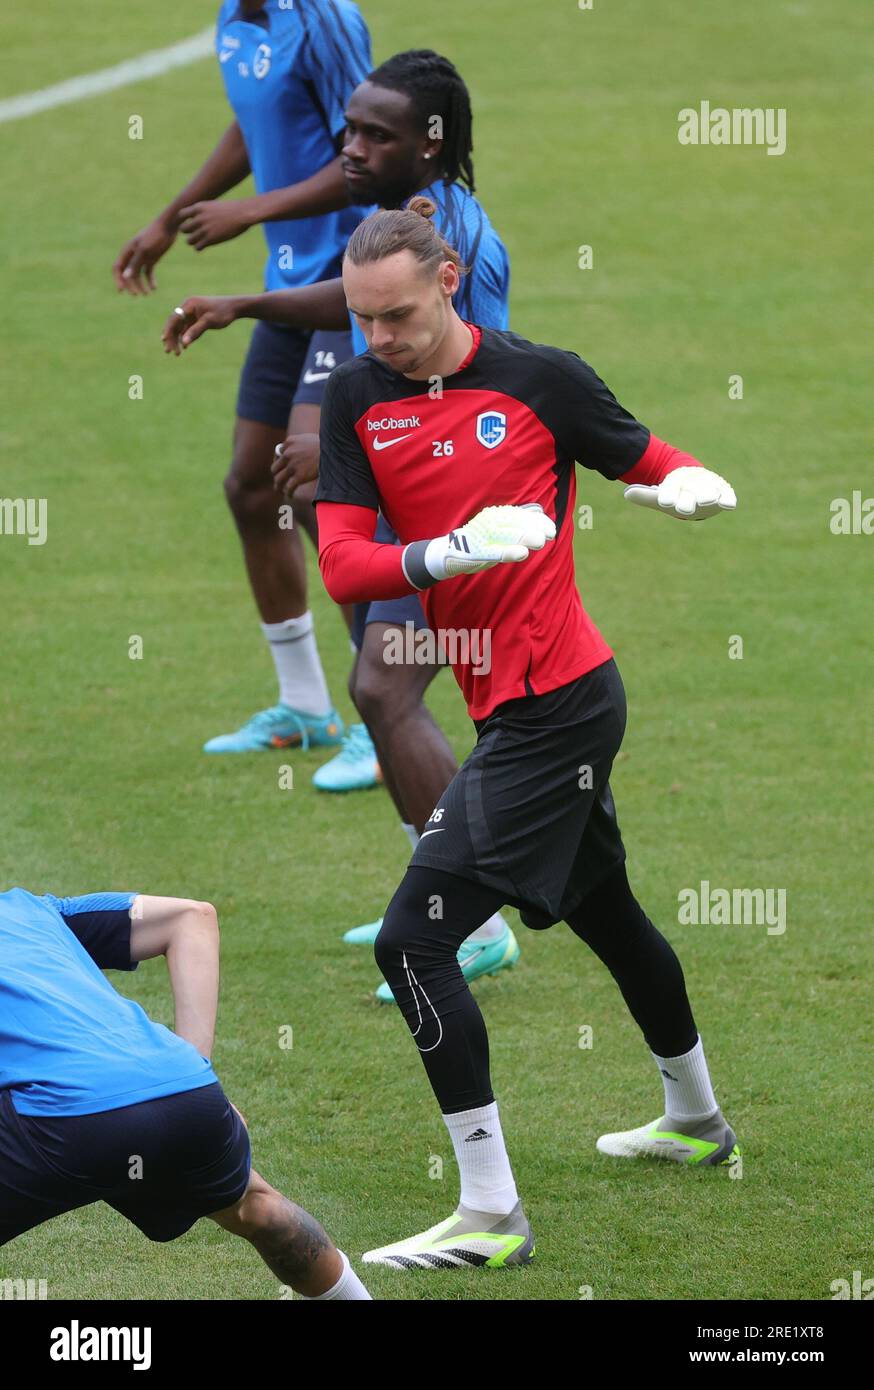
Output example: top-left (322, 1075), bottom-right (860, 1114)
top-left (374, 862), bottom-right (698, 1115)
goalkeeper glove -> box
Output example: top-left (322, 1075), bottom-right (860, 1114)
top-left (403, 503), bottom-right (557, 588)
top-left (624, 466), bottom-right (737, 521)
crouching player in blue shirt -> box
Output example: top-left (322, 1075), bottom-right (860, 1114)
top-left (0, 888), bottom-right (370, 1300)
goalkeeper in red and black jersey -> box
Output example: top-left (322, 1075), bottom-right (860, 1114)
top-left (315, 199), bottom-right (740, 1272)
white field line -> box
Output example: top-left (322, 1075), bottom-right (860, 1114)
top-left (0, 26), bottom-right (215, 125)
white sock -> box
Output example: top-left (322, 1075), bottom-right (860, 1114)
top-left (300, 1250), bottom-right (372, 1301)
top-left (467, 911), bottom-right (509, 944)
top-left (261, 613), bottom-right (332, 716)
top-left (652, 1035), bottom-right (719, 1122)
top-left (443, 1101), bottom-right (519, 1215)
top-left (401, 822), bottom-right (419, 852)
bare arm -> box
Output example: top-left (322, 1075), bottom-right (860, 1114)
top-left (162, 278), bottom-right (350, 354)
top-left (243, 279), bottom-right (349, 326)
top-left (248, 154), bottom-right (350, 221)
top-left (177, 156), bottom-right (351, 251)
top-left (113, 122), bottom-right (250, 295)
top-left (161, 120), bottom-right (251, 228)
top-left (129, 896), bottom-right (220, 1058)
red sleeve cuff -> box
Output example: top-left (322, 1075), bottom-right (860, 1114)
top-left (620, 433), bottom-right (702, 486)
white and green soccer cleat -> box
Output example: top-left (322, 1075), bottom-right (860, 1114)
top-left (596, 1108), bottom-right (739, 1166)
top-left (362, 1199), bottom-right (534, 1270)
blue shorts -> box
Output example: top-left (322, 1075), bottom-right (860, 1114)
top-left (236, 322), bottom-right (355, 428)
top-left (351, 514), bottom-right (431, 651)
top-left (0, 1082), bottom-right (250, 1246)
top-left (294, 329), bottom-right (356, 406)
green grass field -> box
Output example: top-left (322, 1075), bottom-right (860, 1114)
top-left (1, 0), bottom-right (871, 1301)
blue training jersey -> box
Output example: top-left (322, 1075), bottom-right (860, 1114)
top-left (216, 0), bottom-right (374, 291)
top-left (350, 179), bottom-right (511, 354)
top-left (0, 888), bottom-right (218, 1117)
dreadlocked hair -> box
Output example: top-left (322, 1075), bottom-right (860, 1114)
top-left (367, 49), bottom-right (475, 192)
top-left (344, 196), bottom-right (471, 281)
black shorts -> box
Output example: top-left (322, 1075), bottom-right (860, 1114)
top-left (236, 321), bottom-right (354, 427)
top-left (0, 1082), bottom-right (250, 1246)
top-left (351, 513), bottom-right (431, 651)
top-left (410, 658), bottom-right (628, 929)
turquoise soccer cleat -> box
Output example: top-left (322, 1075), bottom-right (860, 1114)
top-left (343, 916), bottom-right (384, 945)
top-left (312, 723), bottom-right (382, 792)
top-left (374, 925), bottom-right (521, 1003)
top-left (203, 704), bottom-right (344, 754)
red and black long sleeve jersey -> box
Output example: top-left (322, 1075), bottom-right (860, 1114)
top-left (315, 325), bottom-right (699, 719)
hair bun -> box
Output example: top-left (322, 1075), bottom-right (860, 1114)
top-left (406, 195), bottom-right (437, 221)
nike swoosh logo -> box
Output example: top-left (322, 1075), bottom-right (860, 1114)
top-left (219, 50), bottom-right (234, 62)
top-left (402, 951), bottom-right (443, 1053)
top-left (419, 828), bottom-right (444, 838)
top-left (372, 434), bottom-right (413, 451)
top-left (302, 369), bottom-right (331, 384)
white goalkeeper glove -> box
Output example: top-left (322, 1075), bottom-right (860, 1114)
top-left (402, 503), bottom-right (557, 588)
top-left (624, 466), bottom-right (737, 521)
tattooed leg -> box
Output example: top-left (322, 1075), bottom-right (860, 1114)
top-left (209, 1167), bottom-right (343, 1297)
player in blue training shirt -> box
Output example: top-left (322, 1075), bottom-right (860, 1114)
top-left (0, 887), bottom-right (371, 1299)
top-left (162, 51), bottom-right (519, 1001)
top-left (113, 1), bottom-right (374, 757)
